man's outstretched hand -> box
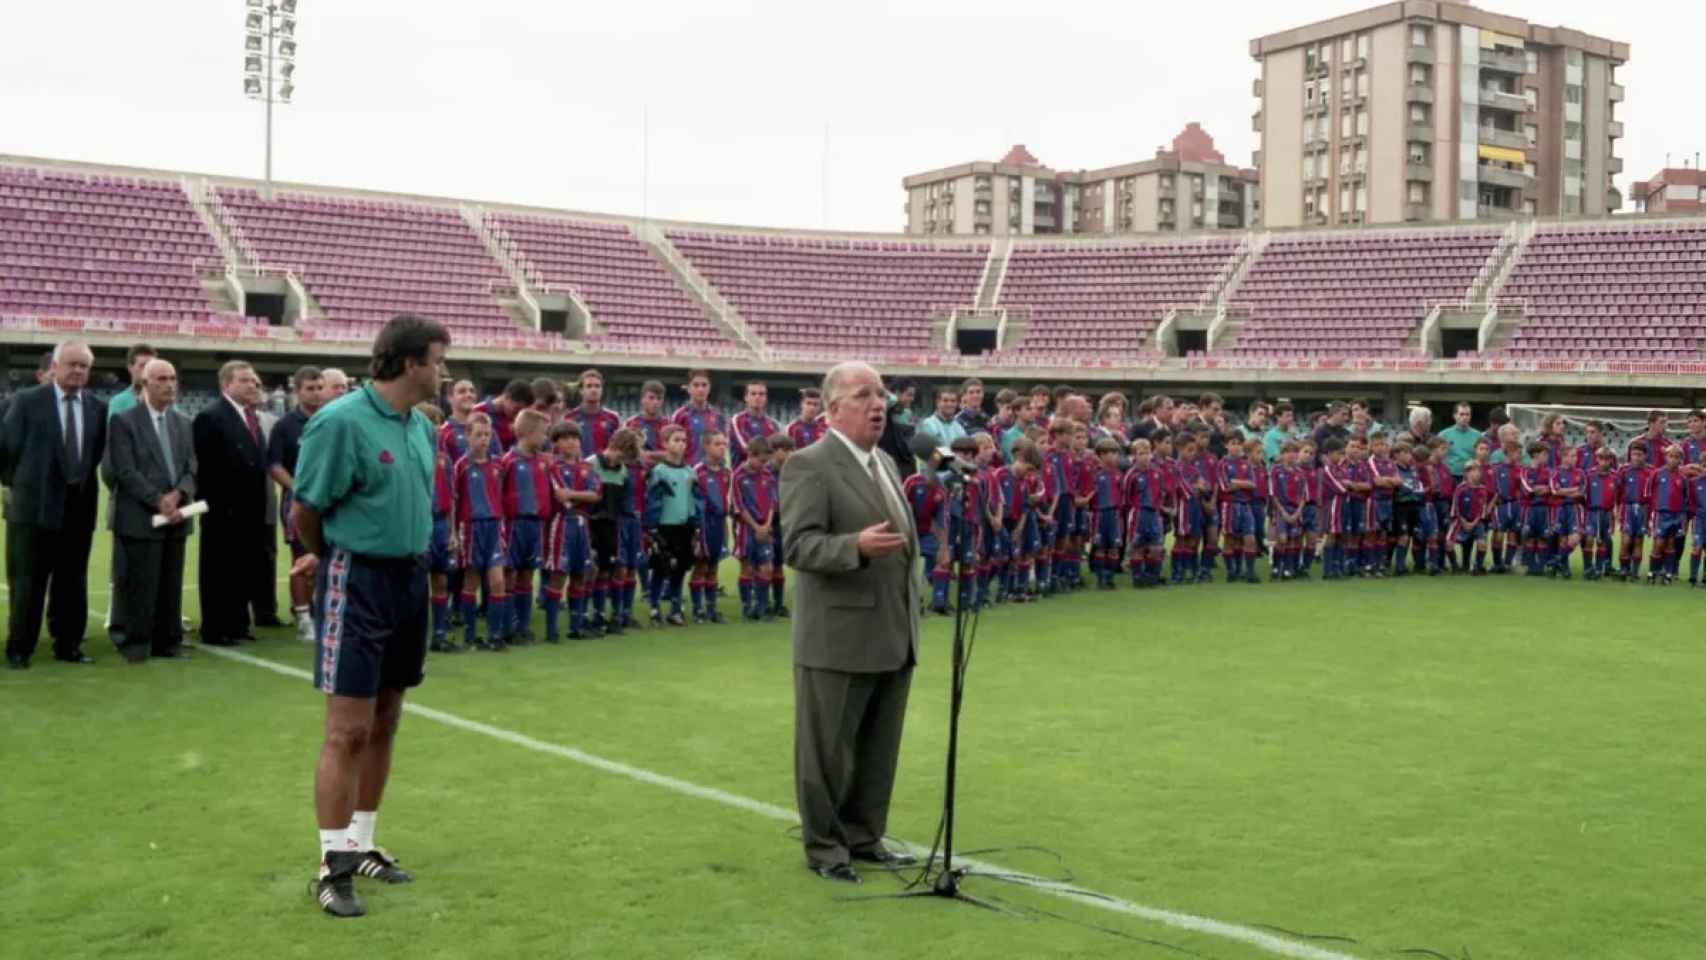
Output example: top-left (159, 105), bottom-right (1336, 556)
top-left (857, 521), bottom-right (907, 559)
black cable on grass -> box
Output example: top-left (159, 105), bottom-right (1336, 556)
top-left (1248, 922), bottom-right (1361, 945)
top-left (978, 889), bottom-right (1222, 959)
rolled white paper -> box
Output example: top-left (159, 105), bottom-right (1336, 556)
top-left (152, 499), bottom-right (210, 528)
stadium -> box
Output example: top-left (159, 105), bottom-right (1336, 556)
top-left (8, 1), bottom-right (1706, 958)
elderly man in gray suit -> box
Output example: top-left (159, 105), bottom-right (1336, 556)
top-left (104, 359), bottom-right (197, 662)
top-left (780, 360), bottom-right (921, 884)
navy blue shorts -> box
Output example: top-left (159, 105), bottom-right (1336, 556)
top-left (1272, 508), bottom-right (1303, 542)
top-left (1052, 496), bottom-right (1073, 542)
top-left (982, 521), bottom-right (1005, 563)
top-left (428, 514), bottom-right (456, 574)
top-left (1523, 503), bottom-right (1552, 539)
top-left (313, 548), bottom-right (428, 698)
top-left (1431, 502), bottom-right (1452, 538)
top-left (1450, 519), bottom-right (1487, 545)
top-left (1655, 510), bottom-right (1686, 540)
top-left (1586, 508), bottom-right (1614, 542)
top-left (1128, 508), bottom-right (1164, 548)
top-left (1554, 505), bottom-right (1584, 537)
top-left (616, 516), bottom-right (644, 569)
top-left (1219, 501), bottom-right (1256, 538)
top-left (1019, 513), bottom-right (1041, 556)
top-left (1093, 509), bottom-right (1122, 551)
top-left (1417, 502), bottom-right (1440, 540)
top-left (736, 524), bottom-right (775, 565)
top-left (1622, 504), bottom-right (1648, 538)
top-left (948, 517), bottom-right (980, 565)
top-left (700, 513), bottom-right (728, 562)
top-left (1251, 503), bottom-right (1267, 539)
top-left (1494, 501), bottom-right (1522, 533)
top-left (459, 518), bottom-right (507, 572)
top-left (1175, 499), bottom-right (1205, 538)
top-left (508, 515), bottom-right (543, 569)
top-left (919, 533), bottom-right (940, 568)
top-left (546, 513), bottom-right (592, 576)
top-left (1340, 499), bottom-right (1367, 535)
top-left (1301, 503), bottom-right (1319, 534)
top-left (1072, 505), bottom-right (1091, 538)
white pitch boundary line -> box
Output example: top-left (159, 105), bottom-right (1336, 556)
top-left (196, 643), bottom-right (1364, 960)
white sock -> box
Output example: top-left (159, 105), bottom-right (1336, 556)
top-left (294, 605), bottom-right (312, 625)
top-left (347, 810), bottom-right (377, 852)
top-left (319, 827), bottom-right (352, 863)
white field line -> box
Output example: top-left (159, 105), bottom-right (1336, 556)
top-left (196, 643), bottom-right (1364, 960)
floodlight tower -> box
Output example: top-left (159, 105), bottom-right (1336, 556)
top-left (243, 0), bottom-right (298, 194)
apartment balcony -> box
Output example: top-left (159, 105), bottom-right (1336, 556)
top-left (1406, 163), bottom-right (1433, 180)
top-left (1479, 88), bottom-right (1529, 113)
top-left (1478, 126), bottom-right (1529, 152)
top-left (1609, 82), bottom-right (1625, 102)
top-left (1610, 156), bottom-right (1624, 174)
top-left (1609, 120), bottom-right (1624, 139)
top-left (1158, 183), bottom-right (1176, 198)
top-left (1252, 78), bottom-right (1263, 97)
top-left (1479, 48), bottom-right (1528, 75)
top-left (1034, 213), bottom-right (1057, 229)
top-left (1406, 45), bottom-right (1435, 65)
top-left (1406, 123), bottom-right (1434, 142)
top-left (974, 210), bottom-right (992, 224)
top-left (1218, 212), bottom-right (1243, 228)
top-left (1476, 203), bottom-right (1524, 220)
top-left (1252, 110), bottom-right (1262, 133)
top-left (1406, 84), bottom-right (1434, 104)
top-left (1405, 202), bottom-right (1431, 221)
top-left (1304, 175), bottom-right (1329, 189)
top-left (1478, 165), bottom-right (1533, 190)
top-left (1608, 187), bottom-right (1624, 211)
top-left (974, 185), bottom-right (992, 200)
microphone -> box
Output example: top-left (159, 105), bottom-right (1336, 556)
top-left (909, 434), bottom-right (944, 465)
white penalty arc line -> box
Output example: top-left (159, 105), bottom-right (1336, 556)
top-left (197, 643), bottom-right (1361, 960)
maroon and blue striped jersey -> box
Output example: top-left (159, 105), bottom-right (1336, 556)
top-left (472, 399), bottom-right (517, 451)
top-left (439, 417), bottom-right (500, 463)
top-left (1190, 452), bottom-right (1220, 503)
top-left (1651, 466), bottom-right (1690, 513)
top-left (1626, 432), bottom-right (1673, 464)
top-left (903, 473), bottom-right (948, 538)
top-left (1252, 462), bottom-right (1270, 502)
top-left (1218, 456), bottom-right (1257, 504)
top-left (1121, 464), bottom-right (1167, 512)
top-left (787, 416), bottom-right (827, 449)
top-left (433, 451), bottom-right (455, 516)
top-left (732, 460), bottom-right (775, 527)
top-left (1617, 464), bottom-right (1655, 510)
top-left (1550, 466), bottom-right (1585, 507)
top-left (1423, 462), bottom-right (1454, 503)
top-left (623, 462), bottom-right (647, 519)
top-left (501, 449), bottom-right (554, 519)
top-left (730, 410), bottom-right (780, 465)
top-left (1489, 461), bottom-right (1525, 504)
top-left (1518, 464), bottom-right (1552, 504)
top-left (1576, 442), bottom-right (1614, 470)
top-left (1682, 434), bottom-right (1706, 469)
top-left (1367, 456), bottom-right (1398, 502)
top-left (453, 455), bottom-right (504, 524)
top-left (1092, 465), bottom-right (1123, 511)
top-left (567, 406), bottom-right (622, 456)
top-left (994, 466), bottom-right (1027, 523)
top-left (694, 462), bottom-right (733, 517)
top-left (1452, 483), bottom-right (1490, 523)
top-left (553, 458), bottom-right (602, 517)
top-left (673, 403), bottom-right (727, 464)
top-left (1270, 464), bottom-right (1307, 512)
top-left (1584, 468), bottom-right (1620, 510)
top-left (624, 413), bottom-right (671, 453)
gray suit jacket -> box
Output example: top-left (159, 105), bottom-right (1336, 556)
top-left (780, 433), bottom-right (920, 673)
top-left (105, 403), bottom-right (197, 540)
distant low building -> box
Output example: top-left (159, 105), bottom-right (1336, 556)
top-left (1631, 167), bottom-right (1706, 214)
top-left (901, 125), bottom-right (1259, 237)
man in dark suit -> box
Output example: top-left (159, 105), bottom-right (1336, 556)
top-left (104, 359), bottom-right (197, 663)
top-left (1, 341), bottom-right (107, 668)
top-left (193, 360), bottom-right (270, 647)
top-left (780, 360), bottom-right (920, 884)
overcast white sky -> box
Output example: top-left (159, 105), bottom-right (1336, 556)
top-left (0, 0), bottom-right (1676, 232)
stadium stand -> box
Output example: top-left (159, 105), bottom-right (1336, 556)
top-left (997, 238), bottom-right (1241, 358)
top-left (665, 231), bottom-right (987, 356)
top-left (1226, 228), bottom-right (1501, 357)
top-left (483, 213), bottom-right (736, 351)
top-left (1498, 221), bottom-right (1706, 359)
top-left (214, 187), bottom-right (515, 333)
top-left (0, 165), bottom-right (242, 327)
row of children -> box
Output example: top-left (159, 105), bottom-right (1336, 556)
top-left (420, 369), bottom-right (834, 651)
top-left (899, 417), bottom-right (1706, 606)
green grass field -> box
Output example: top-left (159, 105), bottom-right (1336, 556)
top-left (7, 513), bottom-right (1706, 960)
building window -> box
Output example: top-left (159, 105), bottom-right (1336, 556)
top-left (1356, 110), bottom-right (1369, 136)
top-left (1355, 185), bottom-right (1367, 211)
top-left (1524, 199), bottom-right (1537, 215)
top-left (1409, 64), bottom-right (1429, 86)
top-left (1340, 184), bottom-right (1351, 211)
top-left (1341, 112), bottom-right (1353, 137)
top-left (1357, 71), bottom-right (1370, 97)
top-left (1321, 74), bottom-right (1332, 99)
top-left (1525, 123), bottom-right (1538, 146)
top-left (1408, 182), bottom-right (1427, 205)
top-left (1409, 103), bottom-right (1429, 124)
top-left (1409, 144), bottom-right (1429, 164)
top-left (1525, 50), bottom-right (1538, 73)
top-left (1341, 37), bottom-right (1353, 62)
top-left (1410, 24), bottom-right (1430, 47)
top-left (1564, 121), bottom-right (1583, 140)
top-left (1305, 81), bottom-right (1316, 102)
top-left (1563, 195), bottom-right (1581, 214)
top-left (1357, 33), bottom-right (1371, 59)
top-left (1564, 85), bottom-right (1582, 105)
top-left (1567, 48), bottom-right (1583, 67)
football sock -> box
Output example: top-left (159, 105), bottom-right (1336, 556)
top-left (931, 567), bottom-right (951, 608)
top-left (347, 811), bottom-right (376, 853)
top-left (589, 580), bottom-right (607, 623)
top-left (514, 587), bottom-right (533, 635)
top-left (429, 595), bottom-right (448, 640)
top-left (772, 573), bottom-right (786, 611)
top-left (488, 592), bottom-right (508, 640)
top-left (738, 577), bottom-right (753, 615)
top-left (294, 603), bottom-right (314, 628)
top-left (569, 587), bottom-right (586, 631)
top-left (460, 592), bottom-right (479, 644)
top-left (320, 827), bottom-right (353, 863)
top-left (542, 587), bottom-right (562, 639)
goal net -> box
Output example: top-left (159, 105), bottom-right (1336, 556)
top-left (1504, 403), bottom-right (1695, 453)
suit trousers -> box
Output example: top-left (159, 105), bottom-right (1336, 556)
top-left (253, 521), bottom-right (279, 621)
top-left (793, 664), bottom-right (913, 868)
top-left (113, 535), bottom-right (186, 659)
top-left (5, 490), bottom-right (96, 662)
top-left (199, 514), bottom-right (267, 642)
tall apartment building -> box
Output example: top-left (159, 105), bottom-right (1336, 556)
top-left (1251, 1), bottom-right (1627, 228)
top-left (902, 126), bottom-right (1258, 236)
top-left (1631, 167), bottom-right (1706, 214)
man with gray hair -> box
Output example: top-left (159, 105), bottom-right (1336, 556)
top-left (780, 360), bottom-right (920, 883)
top-left (1, 341), bottom-right (107, 668)
top-left (1400, 407), bottom-right (1434, 449)
top-left (193, 360), bottom-right (271, 646)
top-left (321, 368), bottom-right (351, 400)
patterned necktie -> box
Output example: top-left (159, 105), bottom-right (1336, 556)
top-left (63, 393), bottom-right (80, 480)
top-left (866, 454), bottom-right (910, 536)
top-left (244, 406), bottom-right (261, 445)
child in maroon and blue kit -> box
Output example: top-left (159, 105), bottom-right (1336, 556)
top-left (1449, 460), bottom-right (1493, 574)
top-left (1616, 442), bottom-right (1654, 580)
top-left (1550, 446), bottom-right (1586, 579)
top-left (1088, 438), bottom-right (1125, 589)
top-left (1517, 443), bottom-right (1554, 577)
top-left (732, 435), bottom-right (778, 619)
top-left (1122, 438), bottom-right (1168, 587)
top-left (1649, 444), bottom-right (1690, 584)
top-left (1190, 430), bottom-right (1221, 581)
top-left (945, 436), bottom-right (985, 611)
top-left (1217, 439), bottom-right (1260, 584)
top-left (904, 448), bottom-right (952, 614)
top-left (1422, 438), bottom-right (1456, 573)
top-left (974, 433), bottom-right (1006, 607)
top-left (1583, 448), bottom-right (1620, 580)
top-left (1689, 449), bottom-right (1706, 585)
top-left (1267, 440), bottom-right (1307, 581)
